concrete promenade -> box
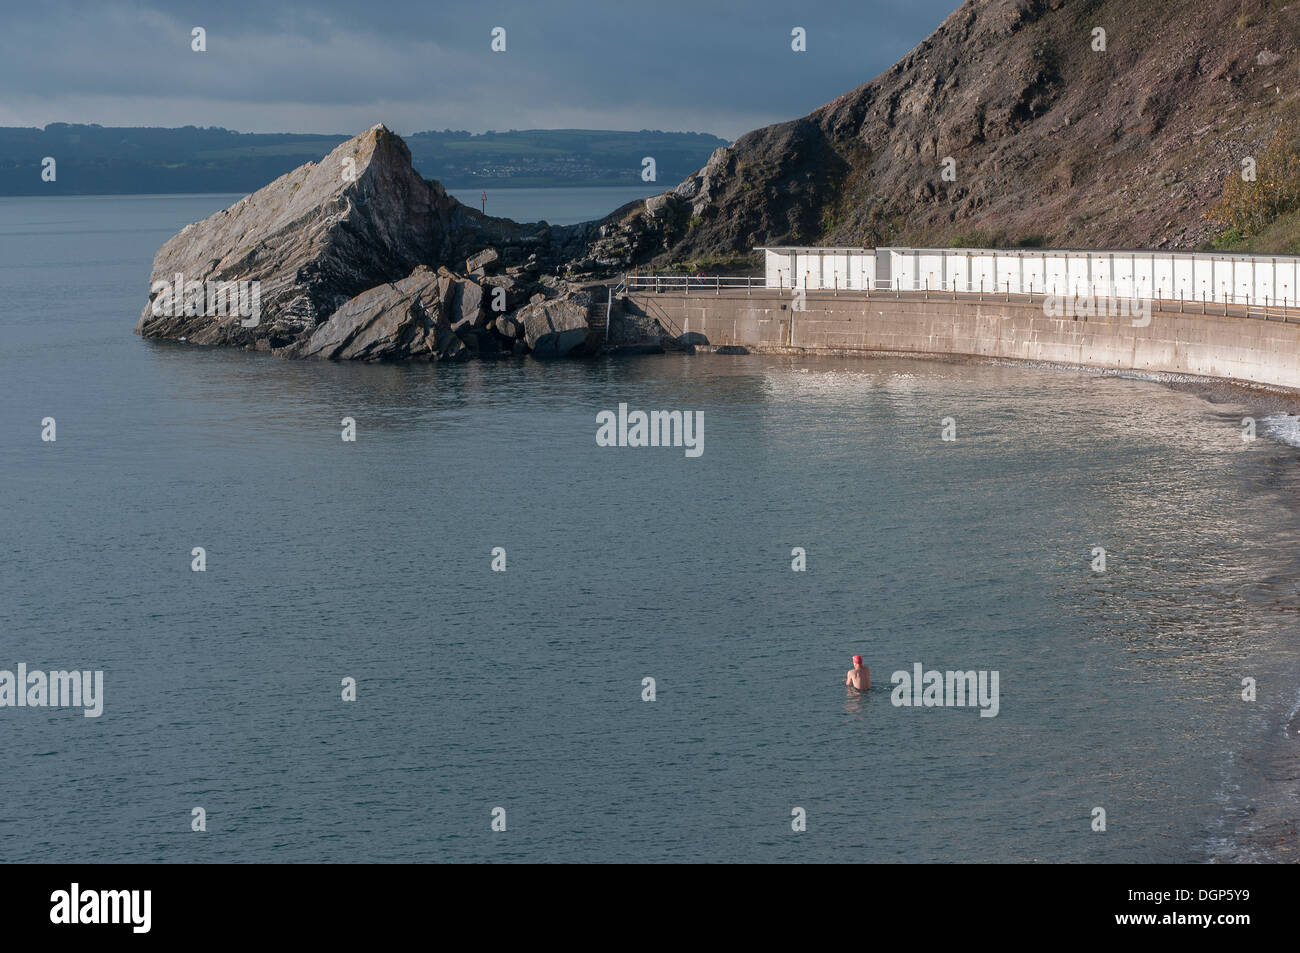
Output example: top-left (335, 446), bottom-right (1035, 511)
top-left (618, 288), bottom-right (1300, 392)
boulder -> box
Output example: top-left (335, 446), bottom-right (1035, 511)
top-left (494, 314), bottom-right (523, 339)
top-left (644, 193), bottom-right (678, 220)
top-left (518, 294), bottom-right (593, 358)
top-left (298, 265), bottom-right (466, 362)
top-left (449, 279), bottom-right (485, 331)
top-left (481, 274), bottom-right (530, 313)
top-left (466, 247), bottom-right (500, 274)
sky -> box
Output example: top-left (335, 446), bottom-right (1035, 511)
top-left (0, 0), bottom-right (960, 140)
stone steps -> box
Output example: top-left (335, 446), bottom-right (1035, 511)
top-left (586, 301), bottom-right (608, 345)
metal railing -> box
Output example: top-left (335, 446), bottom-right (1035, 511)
top-left (622, 273), bottom-right (1299, 322)
top-left (625, 275), bottom-right (765, 294)
top-left (606, 278), bottom-right (625, 338)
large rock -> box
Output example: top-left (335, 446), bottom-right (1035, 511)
top-left (494, 314), bottom-right (522, 339)
top-left (518, 294), bottom-right (593, 358)
top-left (466, 248), bottom-right (500, 274)
top-left (481, 274), bottom-right (531, 313)
top-left (449, 280), bottom-right (485, 331)
top-left (643, 193), bottom-right (679, 221)
top-left (137, 125), bottom-right (476, 347)
top-left (132, 123), bottom-right (628, 358)
top-left (297, 266), bottom-right (466, 361)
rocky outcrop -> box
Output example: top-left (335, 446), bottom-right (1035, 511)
top-left (296, 266), bottom-right (466, 361)
top-left (136, 124), bottom-right (468, 348)
top-left (136, 124), bottom-right (600, 360)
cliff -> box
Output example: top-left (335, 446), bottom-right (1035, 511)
top-left (585, 0), bottom-right (1300, 269)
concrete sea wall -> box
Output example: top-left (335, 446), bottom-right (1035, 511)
top-left (621, 291), bottom-right (1300, 392)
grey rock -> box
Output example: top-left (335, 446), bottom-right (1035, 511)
top-left (518, 294), bottom-right (593, 358)
top-left (298, 265), bottom-right (466, 362)
top-left (137, 124), bottom-right (468, 347)
top-left (673, 177), bottom-right (701, 200)
top-left (481, 274), bottom-right (529, 313)
top-left (644, 193), bottom-right (677, 220)
top-left (449, 279), bottom-right (485, 331)
top-left (466, 247), bottom-right (500, 273)
top-left (494, 315), bottom-right (522, 339)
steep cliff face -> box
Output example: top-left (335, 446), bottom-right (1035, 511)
top-left (138, 126), bottom-right (449, 346)
top-left (136, 124), bottom-right (596, 351)
top-left (589, 0), bottom-right (1300, 268)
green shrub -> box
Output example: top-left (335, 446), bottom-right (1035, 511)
top-left (1211, 227), bottom-right (1245, 250)
top-left (1209, 129), bottom-right (1300, 237)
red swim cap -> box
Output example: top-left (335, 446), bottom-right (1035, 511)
top-left (852, 655), bottom-right (863, 665)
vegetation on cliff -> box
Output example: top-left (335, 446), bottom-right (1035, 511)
top-left (1209, 128), bottom-right (1300, 253)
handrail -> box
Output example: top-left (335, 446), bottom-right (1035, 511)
top-left (626, 275), bottom-right (763, 293)
top-left (620, 276), bottom-right (1297, 323)
top-left (607, 276), bottom-right (628, 340)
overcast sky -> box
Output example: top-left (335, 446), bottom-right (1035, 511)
top-left (0, 1), bottom-right (959, 139)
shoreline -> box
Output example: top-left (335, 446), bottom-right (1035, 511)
top-left (685, 345), bottom-right (1300, 861)
top-left (689, 343), bottom-right (1300, 402)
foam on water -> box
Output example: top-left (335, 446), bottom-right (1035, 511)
top-left (1262, 413), bottom-right (1300, 448)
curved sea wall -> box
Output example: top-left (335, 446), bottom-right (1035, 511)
top-left (622, 291), bottom-right (1300, 392)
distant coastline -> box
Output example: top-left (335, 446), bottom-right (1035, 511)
top-left (0, 123), bottom-right (729, 196)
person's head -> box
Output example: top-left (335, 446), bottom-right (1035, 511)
top-left (852, 655), bottom-right (863, 669)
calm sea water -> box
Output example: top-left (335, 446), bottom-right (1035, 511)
top-left (2, 194), bottom-right (1299, 863)
top-left (447, 185), bottom-right (661, 225)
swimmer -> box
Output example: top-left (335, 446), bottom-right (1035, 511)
top-left (845, 654), bottom-right (870, 691)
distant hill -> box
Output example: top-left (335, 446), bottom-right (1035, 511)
top-left (0, 124), bottom-right (730, 195)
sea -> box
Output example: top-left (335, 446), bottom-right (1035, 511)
top-left (1, 191), bottom-right (1298, 863)
top-left (448, 185), bottom-right (660, 225)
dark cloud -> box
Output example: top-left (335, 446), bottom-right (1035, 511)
top-left (1, 1), bottom-right (958, 137)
